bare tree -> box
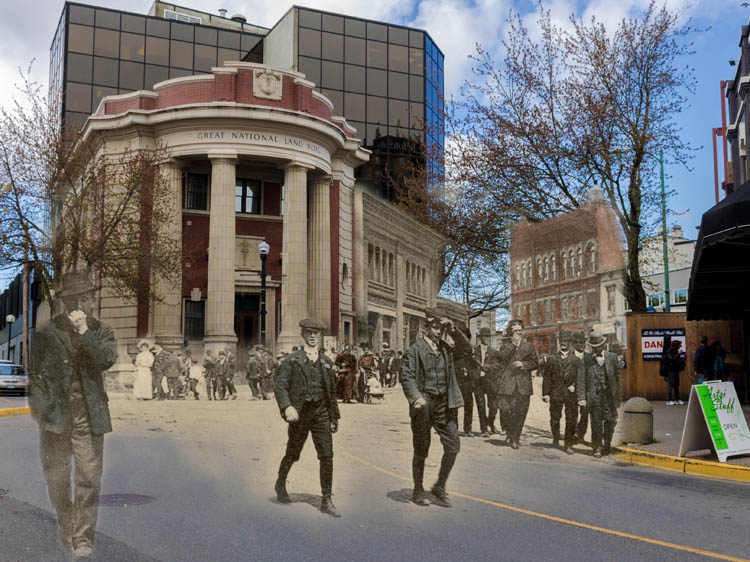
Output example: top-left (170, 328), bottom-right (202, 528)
top-left (0, 66), bottom-right (181, 308)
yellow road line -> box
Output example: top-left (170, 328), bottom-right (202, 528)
top-left (342, 452), bottom-right (750, 562)
top-left (0, 406), bottom-right (31, 417)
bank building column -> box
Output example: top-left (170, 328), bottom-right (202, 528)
top-left (308, 174), bottom-right (332, 332)
top-left (152, 158), bottom-right (184, 348)
top-left (204, 151), bottom-right (238, 353)
top-left (277, 162), bottom-right (313, 350)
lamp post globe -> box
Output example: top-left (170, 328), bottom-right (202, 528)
top-left (258, 240), bottom-right (269, 346)
top-left (5, 314), bottom-right (15, 362)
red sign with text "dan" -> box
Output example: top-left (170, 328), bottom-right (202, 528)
top-left (641, 328), bottom-right (686, 360)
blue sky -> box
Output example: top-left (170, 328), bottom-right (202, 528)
top-left (0, 0), bottom-right (745, 286)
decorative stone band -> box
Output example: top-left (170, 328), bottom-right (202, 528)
top-left (95, 62), bottom-right (358, 140)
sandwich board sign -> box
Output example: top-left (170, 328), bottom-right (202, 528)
top-left (679, 381), bottom-right (750, 462)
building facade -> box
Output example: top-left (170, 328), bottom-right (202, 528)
top-left (639, 225), bottom-right (696, 313)
top-left (49, 2), bottom-right (447, 369)
top-left (509, 189), bottom-right (627, 354)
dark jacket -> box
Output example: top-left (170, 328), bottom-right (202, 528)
top-left (472, 344), bottom-right (502, 383)
top-left (693, 344), bottom-right (714, 377)
top-left (580, 351), bottom-right (620, 408)
top-left (275, 349), bottom-right (340, 421)
top-left (493, 341), bottom-right (538, 396)
top-left (29, 313), bottom-right (117, 435)
top-left (542, 351), bottom-right (583, 401)
top-left (401, 336), bottom-right (464, 416)
top-left (165, 353), bottom-right (181, 379)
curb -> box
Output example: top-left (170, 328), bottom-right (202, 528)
top-left (614, 446), bottom-right (750, 483)
top-left (0, 406), bottom-right (31, 418)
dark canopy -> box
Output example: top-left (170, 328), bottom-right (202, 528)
top-left (687, 184), bottom-right (750, 321)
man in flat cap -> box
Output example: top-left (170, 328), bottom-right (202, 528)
top-left (580, 332), bottom-right (620, 458)
top-left (540, 330), bottom-right (583, 454)
top-left (401, 308), bottom-right (465, 507)
top-left (274, 318), bottom-right (341, 517)
top-left (494, 321), bottom-right (537, 449)
top-left (29, 270), bottom-right (117, 560)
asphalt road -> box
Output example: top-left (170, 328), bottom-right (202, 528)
top-left (1, 387), bottom-right (749, 562)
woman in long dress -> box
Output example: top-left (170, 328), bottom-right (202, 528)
top-left (133, 339), bottom-right (155, 400)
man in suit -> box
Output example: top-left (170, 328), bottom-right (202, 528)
top-left (467, 327), bottom-right (496, 437)
top-left (29, 270), bottom-right (117, 560)
top-left (274, 318), bottom-right (341, 517)
top-left (401, 309), bottom-right (464, 508)
top-left (579, 333), bottom-right (620, 458)
top-left (494, 321), bottom-right (538, 449)
top-left (541, 330), bottom-right (583, 454)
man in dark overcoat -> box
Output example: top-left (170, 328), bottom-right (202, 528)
top-left (29, 270), bottom-right (117, 560)
top-left (151, 344), bottom-right (168, 400)
top-left (469, 327), bottom-right (502, 437)
top-left (274, 318), bottom-right (341, 517)
top-left (401, 309), bottom-right (464, 508)
top-left (579, 333), bottom-right (620, 458)
top-left (494, 321), bottom-right (538, 449)
top-left (541, 330), bottom-right (583, 454)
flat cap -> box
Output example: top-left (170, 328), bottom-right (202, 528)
top-left (299, 317), bottom-right (326, 331)
top-left (478, 327), bottom-right (492, 336)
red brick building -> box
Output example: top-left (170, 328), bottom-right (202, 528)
top-left (510, 190), bottom-right (627, 353)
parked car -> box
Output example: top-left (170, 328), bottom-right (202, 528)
top-left (0, 363), bottom-right (28, 395)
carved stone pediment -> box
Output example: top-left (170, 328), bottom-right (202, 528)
top-left (253, 68), bottom-right (283, 101)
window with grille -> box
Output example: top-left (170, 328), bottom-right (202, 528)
top-left (184, 300), bottom-right (205, 340)
top-left (185, 173), bottom-right (209, 210)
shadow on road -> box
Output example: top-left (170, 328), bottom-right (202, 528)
top-left (269, 492), bottom-right (322, 510)
top-left (386, 488), bottom-right (414, 505)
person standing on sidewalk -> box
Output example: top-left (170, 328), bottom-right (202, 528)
top-left (203, 349), bottom-right (217, 400)
top-left (29, 270), bottom-right (117, 560)
top-left (469, 327), bottom-right (496, 437)
top-left (401, 309), bottom-right (464, 508)
top-left (580, 333), bottom-right (620, 458)
top-left (663, 339), bottom-right (686, 405)
top-left (274, 318), bottom-right (341, 517)
top-left (541, 330), bottom-right (582, 454)
top-left (573, 331), bottom-right (591, 444)
top-left (246, 348), bottom-right (261, 399)
top-left (495, 321), bottom-right (538, 449)
top-left (693, 336), bottom-right (714, 383)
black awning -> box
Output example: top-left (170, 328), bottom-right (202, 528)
top-left (687, 184), bottom-right (750, 320)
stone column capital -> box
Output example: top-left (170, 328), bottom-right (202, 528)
top-left (158, 157), bottom-right (183, 170)
top-left (208, 150), bottom-right (238, 162)
top-left (311, 173), bottom-right (333, 185)
top-left (279, 161), bottom-right (315, 172)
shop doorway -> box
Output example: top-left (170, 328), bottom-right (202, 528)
top-left (235, 293), bottom-right (259, 359)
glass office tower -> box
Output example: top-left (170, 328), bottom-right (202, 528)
top-left (50, 2), bottom-right (444, 193)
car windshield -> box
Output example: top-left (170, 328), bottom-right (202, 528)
top-left (0, 365), bottom-right (25, 376)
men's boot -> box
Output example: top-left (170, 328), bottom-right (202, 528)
top-left (431, 452), bottom-right (457, 508)
top-left (319, 458), bottom-right (340, 517)
top-left (275, 458), bottom-right (293, 503)
top-left (412, 456), bottom-right (429, 506)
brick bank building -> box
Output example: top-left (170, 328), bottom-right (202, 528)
top-left (51, 2), bottom-right (446, 366)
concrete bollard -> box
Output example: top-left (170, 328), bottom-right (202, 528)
top-left (620, 397), bottom-right (653, 444)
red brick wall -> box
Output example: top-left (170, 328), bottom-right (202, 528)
top-left (182, 214), bottom-right (209, 298)
top-left (263, 182), bottom-right (281, 216)
top-left (157, 81), bottom-right (215, 109)
top-left (235, 219), bottom-right (283, 279)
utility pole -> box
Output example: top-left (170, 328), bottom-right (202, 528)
top-left (660, 150), bottom-right (670, 312)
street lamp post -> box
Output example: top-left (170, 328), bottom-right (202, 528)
top-left (258, 240), bottom-right (270, 346)
top-left (5, 314), bottom-right (15, 362)
top-left (659, 150), bottom-right (671, 312)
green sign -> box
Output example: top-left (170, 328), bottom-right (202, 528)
top-left (696, 385), bottom-right (728, 450)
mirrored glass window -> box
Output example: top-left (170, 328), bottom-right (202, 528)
top-left (195, 27), bottom-right (218, 46)
top-left (367, 95), bottom-right (386, 124)
top-left (93, 57), bottom-right (118, 87)
top-left (65, 82), bottom-right (91, 113)
top-left (119, 61), bottom-right (144, 90)
top-left (299, 56), bottom-right (321, 85)
top-left (93, 86), bottom-right (118, 110)
top-left (345, 18), bottom-right (366, 38)
top-left (410, 30), bottom-right (424, 48)
top-left (68, 24), bottom-right (94, 54)
top-left (389, 26), bottom-right (408, 46)
top-left (146, 18), bottom-right (169, 38)
top-left (389, 99), bottom-right (409, 127)
top-left (299, 28), bottom-right (321, 58)
top-left (146, 36), bottom-right (169, 65)
top-left (121, 14), bottom-right (145, 34)
top-left (367, 22), bottom-right (387, 41)
top-left (389, 44), bottom-right (409, 73)
top-left (170, 41), bottom-right (193, 69)
top-left (323, 14), bottom-right (344, 33)
top-left (69, 5), bottom-right (95, 25)
top-left (345, 36), bottom-right (366, 66)
top-left (67, 53), bottom-right (93, 82)
top-left (322, 61), bottom-right (343, 90)
top-left (389, 71), bottom-right (408, 100)
top-left (194, 44), bottom-right (217, 72)
top-left (367, 68), bottom-right (386, 96)
top-left (218, 30), bottom-right (240, 49)
top-left (145, 64), bottom-right (169, 88)
top-left (299, 9), bottom-right (321, 29)
top-left (171, 22), bottom-right (193, 42)
top-left (344, 92), bottom-right (366, 121)
top-left (218, 48), bottom-right (239, 65)
top-left (345, 65), bottom-right (366, 93)
top-left (321, 89), bottom-right (343, 114)
top-left (409, 75), bottom-right (424, 101)
top-left (95, 9), bottom-right (120, 30)
top-left (94, 28), bottom-right (119, 58)
top-left (410, 48), bottom-right (423, 75)
top-left (367, 41), bottom-right (387, 69)
top-left (322, 32), bottom-right (343, 62)
top-left (120, 33), bottom-right (145, 62)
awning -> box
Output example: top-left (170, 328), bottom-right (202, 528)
top-left (687, 184), bottom-right (750, 320)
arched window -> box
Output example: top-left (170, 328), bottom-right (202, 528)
top-left (537, 257), bottom-right (543, 284)
top-left (576, 247), bottom-right (583, 277)
top-left (550, 254), bottom-right (557, 281)
top-left (587, 242), bottom-right (597, 274)
top-left (543, 256), bottom-right (549, 284)
top-left (562, 252), bottom-right (568, 280)
top-left (567, 250), bottom-right (574, 278)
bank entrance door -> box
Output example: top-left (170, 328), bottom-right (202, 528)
top-left (235, 293), bottom-right (259, 358)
